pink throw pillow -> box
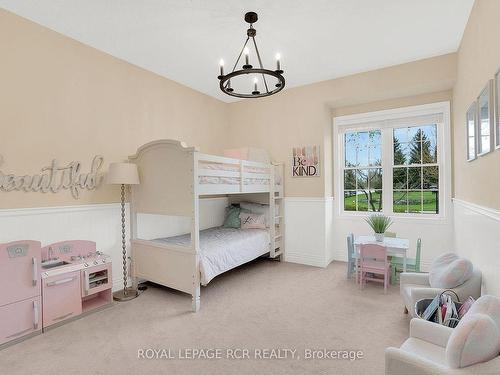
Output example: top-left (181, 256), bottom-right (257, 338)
top-left (239, 212), bottom-right (266, 229)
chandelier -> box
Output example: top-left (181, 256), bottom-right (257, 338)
top-left (217, 12), bottom-right (285, 99)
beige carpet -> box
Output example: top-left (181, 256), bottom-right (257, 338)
top-left (0, 260), bottom-right (410, 375)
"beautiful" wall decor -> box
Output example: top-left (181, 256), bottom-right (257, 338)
top-left (292, 146), bottom-right (320, 177)
top-left (0, 155), bottom-right (104, 199)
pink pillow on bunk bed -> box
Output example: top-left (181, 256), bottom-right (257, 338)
top-left (239, 212), bottom-right (266, 229)
top-left (239, 202), bottom-right (270, 227)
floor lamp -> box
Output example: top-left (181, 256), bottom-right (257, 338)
top-left (107, 162), bottom-right (140, 302)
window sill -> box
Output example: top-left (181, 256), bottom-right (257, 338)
top-left (337, 211), bottom-right (448, 223)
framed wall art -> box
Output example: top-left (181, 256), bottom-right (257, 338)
top-left (477, 80), bottom-right (494, 156)
top-left (292, 145), bottom-right (320, 177)
top-left (495, 69), bottom-right (500, 149)
top-left (466, 102), bottom-right (477, 161)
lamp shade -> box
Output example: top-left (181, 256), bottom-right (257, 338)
top-left (106, 162), bottom-right (140, 185)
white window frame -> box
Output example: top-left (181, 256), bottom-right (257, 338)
top-left (477, 80), bottom-right (494, 157)
top-left (333, 101), bottom-right (451, 219)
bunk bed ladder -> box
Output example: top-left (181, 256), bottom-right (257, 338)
top-left (269, 163), bottom-right (284, 261)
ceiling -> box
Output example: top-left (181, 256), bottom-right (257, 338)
top-left (0, 0), bottom-right (474, 102)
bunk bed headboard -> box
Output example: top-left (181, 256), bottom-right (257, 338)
top-left (129, 140), bottom-right (198, 217)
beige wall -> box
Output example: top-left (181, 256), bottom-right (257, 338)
top-left (5, 5), bottom-right (491, 209)
top-left (227, 54), bottom-right (457, 197)
top-left (0, 9), bottom-right (229, 209)
top-left (453, 0), bottom-right (500, 210)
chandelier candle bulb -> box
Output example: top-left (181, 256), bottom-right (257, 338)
top-left (252, 77), bottom-right (260, 95)
top-left (242, 47), bottom-right (252, 69)
top-left (244, 47), bottom-right (249, 64)
top-left (219, 59), bottom-right (224, 77)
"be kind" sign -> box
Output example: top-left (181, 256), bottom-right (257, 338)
top-left (292, 146), bottom-right (320, 177)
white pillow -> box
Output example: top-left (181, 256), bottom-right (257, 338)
top-left (239, 212), bottom-right (266, 229)
top-left (429, 253), bottom-right (473, 289)
top-left (239, 202), bottom-right (269, 227)
top-left (446, 313), bottom-right (500, 368)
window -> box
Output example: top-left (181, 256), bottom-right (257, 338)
top-left (466, 103), bottom-right (477, 161)
top-left (335, 102), bottom-right (450, 217)
top-left (393, 125), bottom-right (439, 214)
top-left (343, 130), bottom-right (382, 212)
top-left (477, 81), bottom-right (493, 155)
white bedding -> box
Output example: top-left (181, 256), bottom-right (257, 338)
top-left (153, 227), bottom-right (270, 285)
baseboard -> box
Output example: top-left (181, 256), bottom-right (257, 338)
top-left (285, 251), bottom-right (327, 268)
top-left (330, 250), bottom-right (346, 263)
top-left (112, 276), bottom-right (133, 292)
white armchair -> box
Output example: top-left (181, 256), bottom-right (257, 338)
top-left (400, 269), bottom-right (482, 317)
top-left (385, 318), bottom-right (500, 375)
top-left (387, 295), bottom-right (500, 374)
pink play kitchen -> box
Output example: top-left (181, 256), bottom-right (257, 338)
top-left (0, 240), bottom-right (112, 349)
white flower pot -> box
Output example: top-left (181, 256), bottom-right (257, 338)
top-left (375, 233), bottom-right (384, 242)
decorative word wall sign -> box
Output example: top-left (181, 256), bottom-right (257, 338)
top-left (292, 146), bottom-right (320, 177)
top-left (0, 155), bottom-right (104, 199)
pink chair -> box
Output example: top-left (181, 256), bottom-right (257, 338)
top-left (359, 244), bottom-right (391, 293)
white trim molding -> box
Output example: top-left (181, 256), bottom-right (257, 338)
top-left (0, 203), bottom-right (121, 217)
top-left (453, 198), bottom-right (500, 222)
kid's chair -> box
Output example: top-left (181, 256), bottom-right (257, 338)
top-left (391, 238), bottom-right (422, 285)
top-left (359, 244), bottom-right (391, 293)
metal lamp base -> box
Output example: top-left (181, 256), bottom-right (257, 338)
top-left (113, 288), bottom-right (139, 302)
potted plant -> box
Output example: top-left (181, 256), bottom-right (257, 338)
top-left (365, 214), bottom-right (393, 242)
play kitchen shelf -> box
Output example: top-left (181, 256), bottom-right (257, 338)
top-left (81, 263), bottom-right (112, 313)
top-left (41, 241), bottom-right (113, 330)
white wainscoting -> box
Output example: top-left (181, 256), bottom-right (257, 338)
top-left (284, 197), bottom-right (333, 267)
top-left (0, 203), bottom-right (128, 291)
top-left (283, 196), bottom-right (454, 271)
top-left (0, 197), bottom-right (228, 291)
top-left (453, 199), bottom-right (500, 298)
top-left (137, 197), bottom-right (228, 240)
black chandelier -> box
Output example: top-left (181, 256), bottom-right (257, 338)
top-left (218, 12), bottom-right (285, 99)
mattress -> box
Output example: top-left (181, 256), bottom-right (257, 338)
top-left (153, 227), bottom-right (270, 285)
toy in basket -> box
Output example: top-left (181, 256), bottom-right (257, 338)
top-left (415, 290), bottom-right (475, 328)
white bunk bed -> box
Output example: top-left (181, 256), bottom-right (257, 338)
top-left (128, 140), bottom-right (284, 312)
